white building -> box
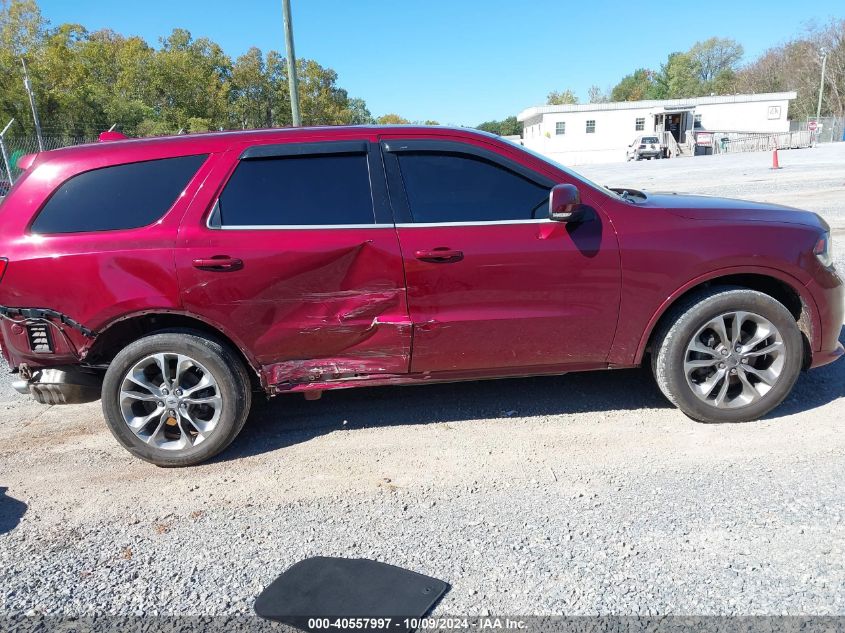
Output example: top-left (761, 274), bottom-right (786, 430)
top-left (517, 92), bottom-right (796, 165)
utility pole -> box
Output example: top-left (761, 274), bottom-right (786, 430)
top-left (282, 0), bottom-right (302, 127)
top-left (20, 57), bottom-right (44, 152)
top-left (815, 48), bottom-right (827, 122)
top-left (0, 119), bottom-right (16, 185)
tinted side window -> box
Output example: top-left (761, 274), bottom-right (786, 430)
top-left (218, 153), bottom-right (374, 226)
top-left (31, 155), bottom-right (207, 234)
top-left (396, 152), bottom-right (549, 223)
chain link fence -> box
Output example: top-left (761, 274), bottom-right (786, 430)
top-left (0, 134), bottom-right (96, 186)
top-left (790, 117), bottom-right (845, 143)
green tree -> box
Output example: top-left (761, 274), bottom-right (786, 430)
top-left (151, 29), bottom-right (232, 132)
top-left (0, 0), bottom-right (42, 54)
top-left (652, 52), bottom-right (702, 98)
top-left (33, 24), bottom-right (97, 135)
top-left (0, 0), bottom-right (47, 134)
top-left (609, 38), bottom-right (744, 103)
top-left (347, 97), bottom-right (374, 124)
top-left (610, 69), bottom-right (655, 101)
top-left (296, 59), bottom-right (355, 125)
top-left (689, 37), bottom-right (743, 84)
top-left (546, 89), bottom-right (579, 105)
top-left (0, 0), bottom-right (378, 137)
top-left (476, 115), bottom-right (521, 136)
top-left (264, 50), bottom-right (290, 126)
top-left (231, 47), bottom-right (271, 129)
top-left (376, 113), bottom-right (410, 124)
top-left (709, 68), bottom-right (738, 95)
top-left (266, 54), bottom-right (370, 127)
top-left (81, 30), bottom-right (157, 135)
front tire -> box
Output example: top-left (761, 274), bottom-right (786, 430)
top-left (101, 332), bottom-right (252, 466)
top-left (652, 287), bottom-right (803, 422)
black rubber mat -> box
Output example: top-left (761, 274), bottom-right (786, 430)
top-left (254, 557), bottom-right (449, 632)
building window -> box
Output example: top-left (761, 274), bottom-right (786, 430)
top-left (586, 120), bottom-right (596, 134)
top-left (694, 114), bottom-right (703, 128)
top-left (635, 117), bottom-right (645, 131)
top-left (555, 122), bottom-right (566, 135)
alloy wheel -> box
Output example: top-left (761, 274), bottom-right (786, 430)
top-left (683, 311), bottom-right (786, 409)
top-left (118, 353), bottom-right (223, 450)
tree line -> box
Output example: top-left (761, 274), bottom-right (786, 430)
top-left (0, 0), bottom-right (429, 138)
top-left (1, 1), bottom-right (842, 139)
top-left (479, 20), bottom-right (844, 135)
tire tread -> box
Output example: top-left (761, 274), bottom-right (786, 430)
top-left (651, 286), bottom-right (802, 422)
top-left (101, 331), bottom-right (252, 467)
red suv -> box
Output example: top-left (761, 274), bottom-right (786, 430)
top-left (0, 126), bottom-right (841, 466)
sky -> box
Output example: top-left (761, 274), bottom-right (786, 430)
top-left (37, 0), bottom-right (844, 126)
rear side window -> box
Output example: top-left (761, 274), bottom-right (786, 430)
top-left (31, 155), bottom-right (207, 234)
top-left (396, 152), bottom-right (549, 223)
top-left (217, 153), bottom-right (374, 226)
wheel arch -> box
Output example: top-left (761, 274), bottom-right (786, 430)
top-left (82, 311), bottom-right (264, 390)
top-left (635, 268), bottom-right (818, 369)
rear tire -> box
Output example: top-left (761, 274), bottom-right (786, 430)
top-left (651, 287), bottom-right (802, 422)
top-left (101, 332), bottom-right (252, 466)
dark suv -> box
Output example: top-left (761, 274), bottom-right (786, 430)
top-left (0, 126), bottom-right (841, 466)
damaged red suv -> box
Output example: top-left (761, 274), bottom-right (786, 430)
top-left (0, 126), bottom-right (842, 466)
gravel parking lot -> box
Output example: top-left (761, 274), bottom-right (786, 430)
top-left (1, 144), bottom-right (844, 621)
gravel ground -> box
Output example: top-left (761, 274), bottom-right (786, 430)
top-left (1, 144), bottom-right (844, 621)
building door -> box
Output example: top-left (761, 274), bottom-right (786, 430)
top-left (667, 114), bottom-right (682, 141)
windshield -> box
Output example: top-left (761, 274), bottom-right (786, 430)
top-left (506, 139), bottom-right (628, 202)
top-left (642, 137), bottom-right (659, 144)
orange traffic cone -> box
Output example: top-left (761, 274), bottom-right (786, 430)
top-left (771, 147), bottom-right (781, 170)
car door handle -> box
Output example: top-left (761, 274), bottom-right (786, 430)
top-left (192, 256), bottom-right (243, 271)
top-left (414, 248), bottom-right (464, 263)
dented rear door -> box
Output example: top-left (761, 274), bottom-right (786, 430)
top-left (175, 138), bottom-right (411, 388)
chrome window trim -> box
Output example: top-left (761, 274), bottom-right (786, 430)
top-left (206, 217), bottom-right (554, 230)
top-left (211, 223), bottom-right (394, 230)
top-left (395, 219), bottom-right (551, 228)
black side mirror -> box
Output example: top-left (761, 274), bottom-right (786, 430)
top-left (549, 183), bottom-right (583, 222)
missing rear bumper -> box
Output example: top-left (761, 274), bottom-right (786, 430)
top-left (0, 306), bottom-right (96, 338)
top-left (14, 367), bottom-right (102, 405)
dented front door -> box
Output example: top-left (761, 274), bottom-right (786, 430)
top-left (175, 139), bottom-right (411, 387)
